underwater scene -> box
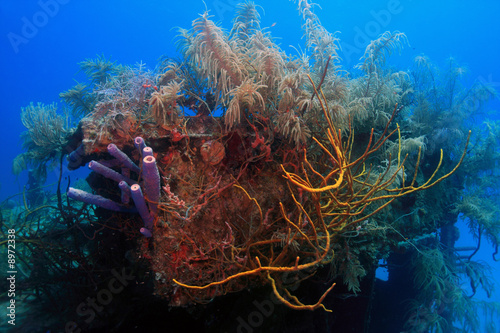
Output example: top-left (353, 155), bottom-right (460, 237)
top-left (1, 0), bottom-right (500, 332)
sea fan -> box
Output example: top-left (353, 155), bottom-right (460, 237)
top-left (149, 81), bottom-right (183, 125)
top-left (225, 79), bottom-right (266, 129)
top-left (180, 12), bottom-right (247, 103)
top-left (356, 31), bottom-right (408, 74)
top-left (78, 55), bottom-right (118, 85)
top-left (277, 72), bottom-right (308, 113)
top-left (230, 1), bottom-right (261, 41)
top-left (386, 135), bottom-right (427, 158)
top-left (276, 110), bottom-right (311, 145)
top-left (21, 103), bottom-right (70, 152)
top-left (293, 0), bottom-right (341, 72)
top-left (59, 82), bottom-right (95, 117)
top-left (248, 31), bottom-right (286, 94)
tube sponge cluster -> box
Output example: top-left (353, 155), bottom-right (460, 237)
top-left (142, 155), bottom-right (160, 216)
top-left (67, 137), bottom-right (161, 238)
top-left (67, 187), bottom-right (135, 213)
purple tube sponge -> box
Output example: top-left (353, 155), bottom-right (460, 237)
top-left (96, 159), bottom-right (122, 168)
top-left (67, 187), bottom-right (135, 212)
top-left (142, 155), bottom-right (160, 216)
top-left (122, 167), bottom-right (130, 179)
top-left (67, 144), bottom-right (85, 170)
top-left (134, 137), bottom-right (146, 154)
top-left (130, 184), bottom-right (154, 230)
top-left (107, 144), bottom-right (141, 174)
top-left (118, 181), bottom-right (131, 204)
top-left (142, 147), bottom-right (154, 158)
top-left (140, 227), bottom-right (152, 238)
top-left (89, 160), bottom-right (136, 185)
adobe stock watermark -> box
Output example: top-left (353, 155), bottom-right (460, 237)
top-left (341, 0), bottom-right (404, 65)
top-left (478, 74), bottom-right (500, 89)
top-left (461, 74), bottom-right (500, 113)
top-left (7, 0), bottom-right (71, 54)
top-left (211, 0), bottom-right (238, 21)
top-left (64, 267), bottom-right (135, 333)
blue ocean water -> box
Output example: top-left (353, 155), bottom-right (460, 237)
top-left (2, 0), bottom-right (500, 197)
top-left (1, 0), bottom-right (499, 331)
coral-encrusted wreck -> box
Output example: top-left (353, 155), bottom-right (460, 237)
top-left (65, 2), bottom-right (469, 312)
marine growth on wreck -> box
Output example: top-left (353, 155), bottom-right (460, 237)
top-left (4, 1), bottom-right (500, 332)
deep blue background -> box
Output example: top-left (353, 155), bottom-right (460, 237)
top-left (1, 0), bottom-right (499, 325)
